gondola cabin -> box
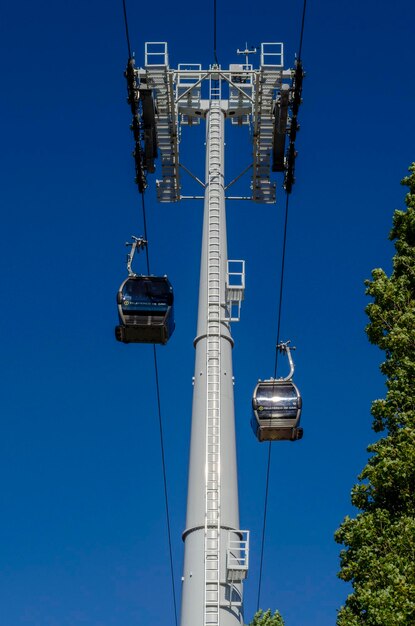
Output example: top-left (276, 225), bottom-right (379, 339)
top-left (251, 379), bottom-right (303, 442)
top-left (115, 275), bottom-right (175, 345)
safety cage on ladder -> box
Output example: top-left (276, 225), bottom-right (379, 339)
top-left (224, 260), bottom-right (245, 322)
top-left (226, 530), bottom-right (250, 582)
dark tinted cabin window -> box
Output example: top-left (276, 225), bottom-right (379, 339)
top-left (122, 279), bottom-right (172, 304)
top-left (123, 280), bottom-right (147, 297)
top-left (147, 281), bottom-right (171, 300)
top-left (256, 383), bottom-right (298, 419)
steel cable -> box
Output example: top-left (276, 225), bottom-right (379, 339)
top-left (256, 193), bottom-right (290, 611)
top-left (121, 0), bottom-right (132, 59)
top-left (120, 2), bottom-right (178, 622)
top-left (256, 0), bottom-right (308, 603)
top-left (141, 191), bottom-right (179, 626)
top-left (213, 0), bottom-right (219, 65)
top-left (298, 0), bottom-right (307, 61)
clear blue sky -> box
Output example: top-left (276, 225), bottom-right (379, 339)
top-left (1, 0), bottom-right (415, 625)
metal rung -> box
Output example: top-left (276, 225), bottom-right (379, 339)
top-left (204, 105), bottom-right (222, 626)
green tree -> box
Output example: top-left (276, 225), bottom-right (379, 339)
top-left (249, 609), bottom-right (284, 626)
top-left (335, 164), bottom-right (415, 625)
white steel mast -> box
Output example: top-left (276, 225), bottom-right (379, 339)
top-left (181, 86), bottom-right (245, 626)
top-left (132, 41), bottom-right (297, 626)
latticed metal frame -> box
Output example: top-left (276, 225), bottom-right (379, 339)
top-left (134, 42), bottom-right (294, 204)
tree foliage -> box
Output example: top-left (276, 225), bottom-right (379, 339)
top-left (248, 609), bottom-right (284, 626)
top-left (335, 164), bottom-right (415, 625)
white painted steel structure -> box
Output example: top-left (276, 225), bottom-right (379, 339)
top-left (133, 42), bottom-right (295, 626)
top-left (182, 93), bottom-right (245, 626)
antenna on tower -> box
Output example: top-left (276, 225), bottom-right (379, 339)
top-left (236, 43), bottom-right (257, 66)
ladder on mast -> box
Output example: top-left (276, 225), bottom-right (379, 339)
top-left (204, 98), bottom-right (222, 626)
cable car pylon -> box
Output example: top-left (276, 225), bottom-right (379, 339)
top-left (119, 38), bottom-right (305, 626)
